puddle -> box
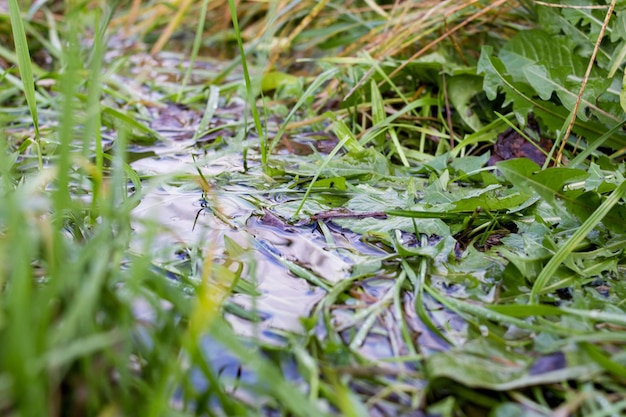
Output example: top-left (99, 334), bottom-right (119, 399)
top-left (116, 51), bottom-right (465, 408)
top-left (129, 130), bottom-right (459, 365)
top-left (131, 150), bottom-right (347, 340)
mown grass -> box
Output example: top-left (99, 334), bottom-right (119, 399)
top-left (2, 1), bottom-right (626, 416)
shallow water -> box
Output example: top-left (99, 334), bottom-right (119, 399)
top-left (118, 54), bottom-right (462, 406)
top-left (131, 147), bottom-right (348, 340)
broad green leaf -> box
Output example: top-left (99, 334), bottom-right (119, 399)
top-left (272, 199), bottom-right (330, 220)
top-left (497, 159), bottom-right (588, 207)
top-left (394, 235), bottom-right (456, 262)
top-left (336, 215), bottom-right (449, 238)
top-left (523, 64), bottom-right (593, 120)
top-left (346, 185), bottom-right (411, 211)
top-left (328, 148), bottom-right (389, 177)
top-left (425, 346), bottom-right (600, 391)
top-left (530, 168), bottom-right (588, 206)
top-left (449, 153), bottom-right (490, 176)
top-left (499, 29), bottom-right (611, 121)
top-left (611, 10), bottom-right (626, 43)
top-left (451, 191), bottom-right (530, 213)
top-left (536, 6), bottom-right (600, 64)
top-left (311, 176), bottom-right (347, 190)
top-left (447, 74), bottom-right (484, 132)
top-left (495, 158), bottom-right (540, 191)
top-left (498, 248), bottom-right (548, 282)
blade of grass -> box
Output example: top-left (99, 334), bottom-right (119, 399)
top-left (256, 238), bottom-right (333, 291)
top-left (8, 0), bottom-right (42, 170)
top-left (568, 118), bottom-right (626, 167)
top-left (359, 96), bottom-right (439, 147)
top-left (580, 342), bottom-right (626, 379)
top-left (530, 179), bottom-right (626, 301)
top-left (425, 283), bottom-right (581, 337)
top-left (268, 67), bottom-right (340, 155)
top-left (211, 319), bottom-right (333, 417)
top-left (193, 85), bottom-right (221, 141)
top-left (227, 0), bottom-right (266, 165)
top-left (292, 132), bottom-right (351, 218)
top-left (400, 256), bottom-right (452, 346)
top-left (4, 197), bottom-right (47, 415)
top-left (150, 0), bottom-right (194, 55)
top-left (176, 0), bottom-right (210, 102)
top-left (85, 9), bottom-right (105, 216)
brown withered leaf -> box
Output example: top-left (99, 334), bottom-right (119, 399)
top-left (489, 117), bottom-right (553, 165)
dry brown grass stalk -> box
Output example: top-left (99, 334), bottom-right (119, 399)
top-left (555, 0), bottom-right (617, 165)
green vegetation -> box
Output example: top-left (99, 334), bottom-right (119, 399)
top-left (1, 0), bottom-right (626, 415)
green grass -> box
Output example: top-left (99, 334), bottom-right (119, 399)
top-left (2, 1), bottom-right (626, 416)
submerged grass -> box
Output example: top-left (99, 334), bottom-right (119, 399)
top-left (2, 0), bottom-right (626, 416)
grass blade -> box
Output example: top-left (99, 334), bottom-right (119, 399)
top-left (530, 180), bottom-right (626, 301)
top-left (7, 0), bottom-right (41, 170)
top-left (227, 0), bottom-right (266, 165)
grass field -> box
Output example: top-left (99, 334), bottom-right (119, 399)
top-left (2, 1), bottom-right (626, 416)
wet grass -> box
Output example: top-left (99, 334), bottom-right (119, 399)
top-left (2, 1), bottom-right (626, 416)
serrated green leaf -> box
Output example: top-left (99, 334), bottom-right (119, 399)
top-left (497, 159), bottom-right (588, 207)
top-left (500, 30), bottom-right (585, 84)
top-left (479, 28), bottom-right (626, 151)
top-left (611, 10), bottom-right (626, 42)
top-left (477, 47), bottom-right (535, 124)
top-left (498, 29), bottom-right (609, 121)
top-left (537, 6), bottom-right (596, 59)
